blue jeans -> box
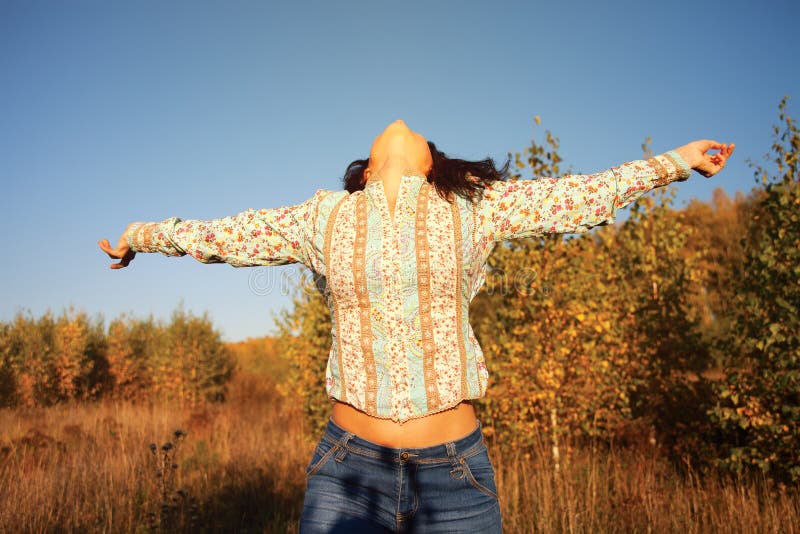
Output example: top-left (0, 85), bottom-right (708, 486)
top-left (299, 417), bottom-right (503, 533)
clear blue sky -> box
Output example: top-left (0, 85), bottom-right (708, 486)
top-left (1, 0), bottom-right (798, 342)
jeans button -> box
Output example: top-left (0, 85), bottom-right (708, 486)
top-left (400, 452), bottom-right (409, 461)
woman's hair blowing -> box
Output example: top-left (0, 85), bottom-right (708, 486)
top-left (343, 142), bottom-right (509, 203)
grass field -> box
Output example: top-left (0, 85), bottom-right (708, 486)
top-left (1, 371), bottom-right (797, 533)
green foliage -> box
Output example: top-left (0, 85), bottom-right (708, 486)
top-left (710, 97), bottom-right (800, 482)
top-left (614, 189), bottom-right (719, 461)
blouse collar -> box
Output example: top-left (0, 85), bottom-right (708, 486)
top-left (363, 172), bottom-right (430, 224)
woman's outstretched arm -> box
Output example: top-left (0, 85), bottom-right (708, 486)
top-left (478, 140), bottom-right (734, 242)
top-left (98, 189), bottom-right (331, 270)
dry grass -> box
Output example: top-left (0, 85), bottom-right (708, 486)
top-left (0, 373), bottom-right (310, 533)
top-left (0, 373), bottom-right (797, 533)
top-left (493, 441), bottom-right (800, 533)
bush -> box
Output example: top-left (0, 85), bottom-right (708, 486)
top-left (710, 97), bottom-right (800, 482)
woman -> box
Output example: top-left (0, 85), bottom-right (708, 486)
top-left (99, 120), bottom-right (734, 533)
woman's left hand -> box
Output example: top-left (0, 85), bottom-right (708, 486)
top-left (674, 140), bottom-right (735, 178)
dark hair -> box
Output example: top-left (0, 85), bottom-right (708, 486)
top-left (343, 141), bottom-right (509, 203)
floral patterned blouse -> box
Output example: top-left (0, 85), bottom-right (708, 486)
top-left (126, 151), bottom-right (691, 422)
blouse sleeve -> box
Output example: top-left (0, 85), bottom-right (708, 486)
top-left (477, 150), bottom-right (692, 242)
top-left (124, 189), bottom-right (330, 268)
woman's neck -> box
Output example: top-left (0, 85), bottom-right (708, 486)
top-left (368, 156), bottom-right (428, 221)
top-left (370, 155), bottom-right (427, 185)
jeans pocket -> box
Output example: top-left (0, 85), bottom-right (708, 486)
top-left (460, 448), bottom-right (499, 501)
top-left (305, 438), bottom-right (339, 480)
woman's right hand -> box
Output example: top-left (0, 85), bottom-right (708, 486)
top-left (673, 140), bottom-right (735, 178)
top-left (98, 225), bottom-right (136, 269)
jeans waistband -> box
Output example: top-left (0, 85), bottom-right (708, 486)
top-left (320, 416), bottom-right (486, 465)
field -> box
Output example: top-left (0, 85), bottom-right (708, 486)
top-left (1, 371), bottom-right (798, 534)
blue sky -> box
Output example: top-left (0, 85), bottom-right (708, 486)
top-left (1, 0), bottom-right (798, 342)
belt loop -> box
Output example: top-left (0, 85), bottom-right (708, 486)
top-left (335, 432), bottom-right (354, 462)
top-left (445, 442), bottom-right (459, 467)
top-left (446, 441), bottom-right (465, 480)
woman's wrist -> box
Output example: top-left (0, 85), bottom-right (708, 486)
top-left (664, 150), bottom-right (692, 180)
top-left (672, 146), bottom-right (698, 169)
top-left (647, 151), bottom-right (692, 187)
top-left (125, 222), bottom-right (152, 252)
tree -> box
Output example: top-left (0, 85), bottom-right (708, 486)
top-left (474, 123), bottom-right (712, 456)
top-left (710, 97), bottom-right (800, 482)
top-left (612, 189), bottom-right (716, 460)
top-left (678, 189), bottom-right (751, 363)
top-left (473, 120), bottom-right (643, 449)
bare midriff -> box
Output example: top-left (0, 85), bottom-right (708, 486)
top-left (331, 400), bottom-right (478, 448)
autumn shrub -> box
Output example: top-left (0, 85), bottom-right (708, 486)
top-left (103, 313), bottom-right (159, 400)
top-left (0, 306), bottom-right (235, 407)
top-left (0, 323), bottom-right (15, 407)
top-left (152, 307), bottom-right (235, 405)
top-left (274, 269), bottom-right (332, 436)
top-left (0, 308), bottom-right (106, 406)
